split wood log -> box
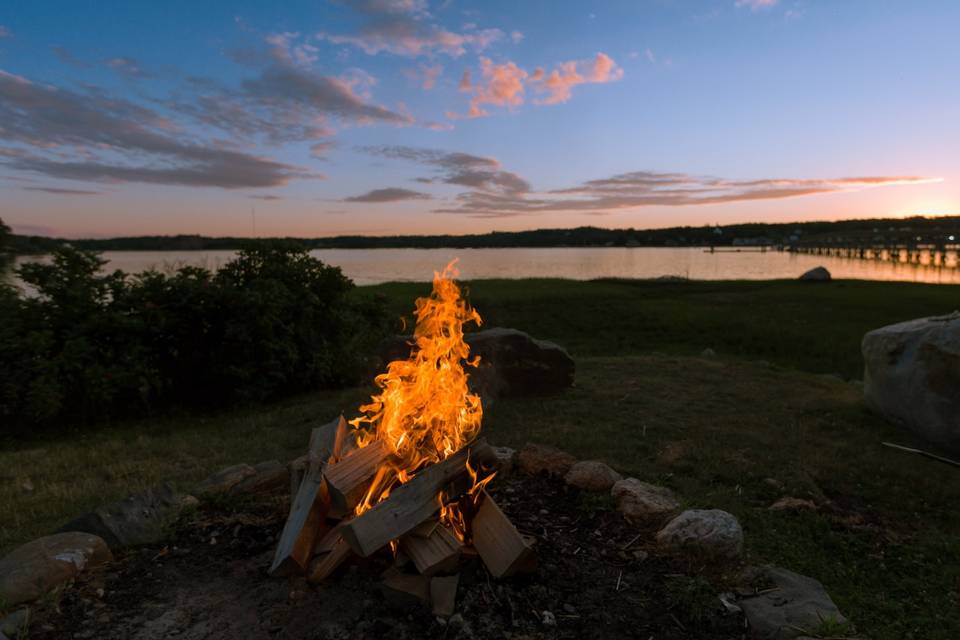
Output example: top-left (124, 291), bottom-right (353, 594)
top-left (306, 532), bottom-right (353, 583)
top-left (471, 490), bottom-right (535, 578)
top-left (324, 439), bottom-right (391, 517)
top-left (399, 521), bottom-right (461, 576)
top-left (430, 574), bottom-right (460, 617)
top-left (340, 440), bottom-right (497, 557)
top-left (269, 415), bottom-right (349, 577)
top-left (380, 566), bottom-right (431, 608)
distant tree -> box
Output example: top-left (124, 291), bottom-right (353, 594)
top-left (0, 217), bottom-right (11, 253)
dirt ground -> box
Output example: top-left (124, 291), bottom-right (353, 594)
top-left (32, 473), bottom-right (747, 640)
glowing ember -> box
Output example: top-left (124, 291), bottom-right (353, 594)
top-left (349, 260), bottom-right (488, 532)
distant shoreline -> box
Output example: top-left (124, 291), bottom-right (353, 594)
top-left (10, 215), bottom-right (960, 255)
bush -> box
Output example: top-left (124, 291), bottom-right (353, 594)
top-left (0, 241), bottom-right (391, 429)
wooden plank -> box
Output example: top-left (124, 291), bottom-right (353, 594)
top-left (339, 440), bottom-right (497, 557)
top-left (380, 566), bottom-right (431, 608)
top-left (306, 533), bottom-right (353, 583)
top-left (400, 521), bottom-right (462, 576)
top-left (268, 415), bottom-right (348, 577)
top-left (324, 439), bottom-right (391, 517)
top-left (471, 490), bottom-right (534, 578)
top-left (430, 574), bottom-right (459, 617)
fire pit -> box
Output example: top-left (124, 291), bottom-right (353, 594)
top-left (269, 261), bottom-right (534, 614)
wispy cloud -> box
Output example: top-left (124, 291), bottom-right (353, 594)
top-left (404, 62), bottom-right (443, 89)
top-left (343, 186), bottom-right (432, 202)
top-left (359, 145), bottom-right (530, 194)
top-left (0, 69), bottom-right (309, 189)
top-left (248, 194), bottom-right (282, 200)
top-left (735, 0), bottom-right (779, 10)
top-left (432, 170), bottom-right (942, 218)
top-left (23, 186), bottom-right (102, 195)
top-left (0, 26), bottom-right (11, 38)
top-left (319, 0), bottom-right (503, 57)
top-left (104, 56), bottom-right (152, 79)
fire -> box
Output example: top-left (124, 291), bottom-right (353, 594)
top-left (350, 260), bottom-right (486, 528)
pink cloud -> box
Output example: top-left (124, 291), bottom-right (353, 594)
top-left (462, 57), bottom-right (527, 118)
top-left (532, 52), bottom-right (624, 105)
top-left (454, 52), bottom-right (623, 117)
top-left (735, 0), bottom-right (779, 10)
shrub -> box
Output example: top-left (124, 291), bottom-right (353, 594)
top-left (0, 241), bottom-right (390, 429)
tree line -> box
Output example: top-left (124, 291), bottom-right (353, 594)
top-left (0, 238), bottom-right (392, 431)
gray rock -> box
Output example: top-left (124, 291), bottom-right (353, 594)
top-left (58, 482), bottom-right (187, 548)
top-left (518, 443), bottom-right (576, 477)
top-left (565, 460), bottom-right (622, 491)
top-left (231, 460), bottom-right (289, 495)
top-left (193, 463), bottom-right (257, 495)
top-left (657, 509), bottom-right (743, 560)
top-left (863, 312), bottom-right (960, 452)
top-left (700, 348), bottom-right (717, 358)
top-left (799, 266), bottom-right (831, 281)
top-left (611, 478), bottom-right (680, 520)
top-left (0, 608), bottom-right (28, 637)
top-left (739, 566), bottom-right (847, 639)
top-left (0, 533), bottom-right (111, 606)
top-left (379, 328), bottom-right (575, 399)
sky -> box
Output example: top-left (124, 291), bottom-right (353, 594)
top-left (0, 0), bottom-right (958, 238)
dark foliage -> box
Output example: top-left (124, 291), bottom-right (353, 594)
top-left (0, 241), bottom-right (391, 427)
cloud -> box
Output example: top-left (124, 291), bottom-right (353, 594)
top-left (0, 26), bottom-right (10, 38)
top-left (343, 187), bottom-right (433, 202)
top-left (459, 58), bottom-right (527, 117)
top-left (52, 46), bottom-right (91, 68)
top-left (431, 169), bottom-right (941, 218)
top-left (531, 52), bottom-right (624, 105)
top-left (23, 186), bottom-right (102, 195)
top-left (735, 0), bottom-right (779, 9)
top-left (105, 57), bottom-right (151, 78)
top-left (249, 194), bottom-right (283, 200)
top-left (405, 63), bottom-right (443, 89)
top-left (0, 69), bottom-right (309, 189)
top-left (359, 145), bottom-right (530, 194)
top-left (320, 0), bottom-right (503, 57)
top-left (455, 52), bottom-right (623, 117)
top-left (240, 63), bottom-right (412, 125)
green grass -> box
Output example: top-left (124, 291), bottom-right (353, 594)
top-left (366, 278), bottom-right (960, 379)
top-left (2, 278), bottom-right (960, 638)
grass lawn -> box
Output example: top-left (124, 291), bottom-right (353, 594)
top-left (2, 278), bottom-right (959, 638)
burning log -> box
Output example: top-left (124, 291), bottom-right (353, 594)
top-left (471, 490), bottom-right (535, 578)
top-left (399, 520), bottom-right (462, 576)
top-left (324, 439), bottom-right (391, 516)
top-left (340, 441), bottom-right (497, 557)
top-left (269, 415), bottom-right (349, 576)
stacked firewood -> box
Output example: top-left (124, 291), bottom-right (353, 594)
top-left (269, 415), bottom-right (535, 615)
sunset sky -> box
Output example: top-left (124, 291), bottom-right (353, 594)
top-left (1, 1), bottom-right (958, 238)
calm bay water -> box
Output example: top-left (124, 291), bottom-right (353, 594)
top-left (6, 247), bottom-right (960, 287)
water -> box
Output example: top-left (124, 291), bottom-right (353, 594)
top-left (6, 247), bottom-right (960, 288)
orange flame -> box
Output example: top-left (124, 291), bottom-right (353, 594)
top-left (350, 260), bottom-right (484, 522)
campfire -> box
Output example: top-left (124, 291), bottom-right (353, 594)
top-left (269, 261), bottom-right (534, 614)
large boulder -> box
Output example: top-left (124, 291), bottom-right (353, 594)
top-left (611, 478), bottom-right (680, 520)
top-left (517, 443), bottom-right (577, 477)
top-left (862, 312), bottom-right (960, 452)
top-left (0, 533), bottom-right (111, 606)
top-left (799, 266), bottom-right (831, 282)
top-left (58, 482), bottom-right (189, 548)
top-left (379, 328), bottom-right (575, 398)
top-left (565, 461), bottom-right (622, 491)
top-left (739, 566), bottom-right (847, 639)
top-left (656, 509), bottom-right (743, 560)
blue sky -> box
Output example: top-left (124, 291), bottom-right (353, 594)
top-left (1, 0), bottom-right (958, 237)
